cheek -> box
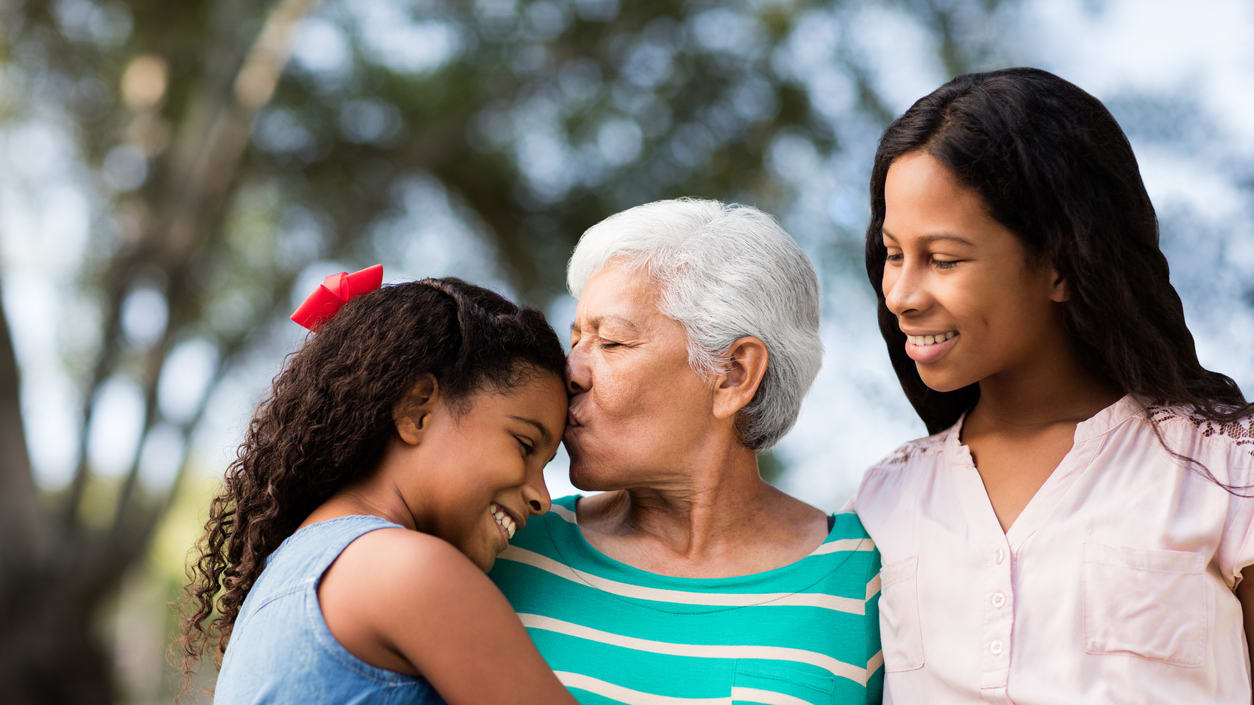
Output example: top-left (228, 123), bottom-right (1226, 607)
top-left (591, 361), bottom-right (650, 417)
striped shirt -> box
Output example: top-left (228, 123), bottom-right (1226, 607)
top-left (490, 495), bottom-right (884, 705)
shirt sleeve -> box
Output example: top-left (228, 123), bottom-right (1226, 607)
top-left (1221, 479), bottom-right (1254, 586)
top-left (1211, 435), bottom-right (1254, 586)
top-left (864, 545), bottom-right (884, 704)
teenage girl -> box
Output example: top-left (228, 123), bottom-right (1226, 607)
top-left (851, 68), bottom-right (1254, 704)
top-left (180, 270), bottom-right (580, 704)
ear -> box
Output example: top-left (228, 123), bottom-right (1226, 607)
top-left (393, 374), bottom-right (439, 446)
top-left (1048, 266), bottom-right (1069, 303)
top-left (711, 336), bottom-right (769, 421)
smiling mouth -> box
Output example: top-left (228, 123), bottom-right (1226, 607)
top-left (906, 331), bottom-right (957, 346)
top-left (490, 503), bottom-right (517, 540)
top-left (903, 330), bottom-right (959, 363)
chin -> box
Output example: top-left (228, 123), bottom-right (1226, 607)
top-left (916, 369), bottom-right (974, 394)
top-left (568, 456), bottom-right (622, 492)
top-left (471, 550), bottom-right (495, 573)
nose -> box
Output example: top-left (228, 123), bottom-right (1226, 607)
top-left (883, 258), bottom-right (931, 317)
top-left (565, 342), bottom-right (590, 396)
top-left (522, 467), bottom-right (552, 516)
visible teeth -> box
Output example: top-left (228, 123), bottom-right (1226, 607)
top-left (908, 332), bottom-right (956, 346)
top-left (490, 504), bottom-right (517, 540)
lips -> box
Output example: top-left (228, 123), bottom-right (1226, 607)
top-left (903, 330), bottom-right (959, 363)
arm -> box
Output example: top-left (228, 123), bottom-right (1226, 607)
top-left (1239, 566), bottom-right (1254, 679)
top-left (319, 528), bottom-right (579, 705)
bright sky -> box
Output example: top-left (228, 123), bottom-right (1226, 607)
top-left (3, 0), bottom-right (1252, 510)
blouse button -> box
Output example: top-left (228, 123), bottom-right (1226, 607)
top-left (993, 548), bottom-right (1006, 565)
top-left (990, 640), bottom-right (1004, 655)
top-left (991, 592), bottom-right (1007, 608)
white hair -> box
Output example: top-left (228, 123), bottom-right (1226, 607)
top-left (567, 198), bottom-right (822, 451)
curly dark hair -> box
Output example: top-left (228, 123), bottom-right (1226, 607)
top-left (864, 68), bottom-right (1253, 459)
top-left (177, 276), bottom-right (565, 687)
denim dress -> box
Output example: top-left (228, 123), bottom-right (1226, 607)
top-left (214, 515), bottom-right (446, 704)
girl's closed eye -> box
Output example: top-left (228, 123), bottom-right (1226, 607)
top-left (932, 257), bottom-right (961, 269)
top-left (515, 435), bottom-right (535, 456)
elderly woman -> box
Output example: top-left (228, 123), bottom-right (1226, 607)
top-left (490, 199), bottom-right (883, 704)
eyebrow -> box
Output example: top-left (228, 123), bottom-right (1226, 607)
top-left (509, 415), bottom-right (553, 444)
top-left (881, 229), bottom-right (975, 247)
top-left (570, 315), bottom-right (641, 336)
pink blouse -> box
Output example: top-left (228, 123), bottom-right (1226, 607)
top-left (852, 395), bottom-right (1254, 704)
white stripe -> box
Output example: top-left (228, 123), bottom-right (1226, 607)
top-left (556, 672), bottom-right (728, 704)
top-left (500, 547), bottom-right (863, 614)
top-left (549, 504), bottom-right (577, 523)
top-left (865, 574), bottom-right (881, 601)
top-left (809, 537), bottom-right (875, 555)
top-left (867, 650), bottom-right (884, 674)
top-left (729, 687), bottom-right (815, 705)
top-left (521, 614), bottom-right (867, 686)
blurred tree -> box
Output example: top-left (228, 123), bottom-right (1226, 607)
top-left (0, 0), bottom-right (1007, 701)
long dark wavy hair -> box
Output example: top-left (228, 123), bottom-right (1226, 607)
top-left (864, 68), bottom-right (1252, 438)
top-left (178, 276), bottom-right (565, 686)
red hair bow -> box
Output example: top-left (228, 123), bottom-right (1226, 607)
top-left (290, 264), bottom-right (384, 330)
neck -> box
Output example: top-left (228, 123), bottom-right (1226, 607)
top-left (585, 440), bottom-right (799, 561)
top-left (969, 340), bottom-right (1122, 434)
top-left (303, 448), bottom-right (419, 531)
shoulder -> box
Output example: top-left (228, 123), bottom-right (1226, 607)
top-left (873, 428), bottom-right (950, 470)
top-left (1143, 403), bottom-right (1254, 449)
top-left (807, 513), bottom-right (880, 591)
top-left (827, 510), bottom-right (873, 541)
top-left (849, 427), bottom-right (951, 530)
top-left (328, 528), bottom-right (489, 606)
top-left (1137, 403), bottom-right (1254, 482)
top-left (855, 428), bottom-right (951, 499)
top-left (823, 512), bottom-right (879, 567)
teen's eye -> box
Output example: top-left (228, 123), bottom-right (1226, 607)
top-left (885, 251), bottom-right (904, 263)
top-left (515, 436), bottom-right (535, 456)
top-left (932, 257), bottom-right (960, 269)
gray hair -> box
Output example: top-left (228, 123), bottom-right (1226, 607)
top-left (567, 198), bottom-right (822, 451)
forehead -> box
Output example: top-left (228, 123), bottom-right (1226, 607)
top-left (467, 372), bottom-right (566, 422)
top-left (573, 263), bottom-right (662, 327)
top-left (883, 152), bottom-right (992, 235)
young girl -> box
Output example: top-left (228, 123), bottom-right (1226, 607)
top-left (852, 68), bottom-right (1254, 704)
top-left (180, 270), bottom-right (580, 705)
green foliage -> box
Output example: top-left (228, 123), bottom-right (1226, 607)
top-left (0, 1), bottom-right (1015, 702)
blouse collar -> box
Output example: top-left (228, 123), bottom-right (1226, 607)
top-left (943, 393), bottom-right (1143, 453)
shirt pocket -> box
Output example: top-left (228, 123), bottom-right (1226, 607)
top-left (1081, 542), bottom-right (1208, 667)
top-left (731, 661), bottom-right (835, 704)
top-left (878, 556), bottom-right (925, 672)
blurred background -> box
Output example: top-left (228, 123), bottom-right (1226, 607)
top-left (1, 0), bottom-right (1252, 702)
